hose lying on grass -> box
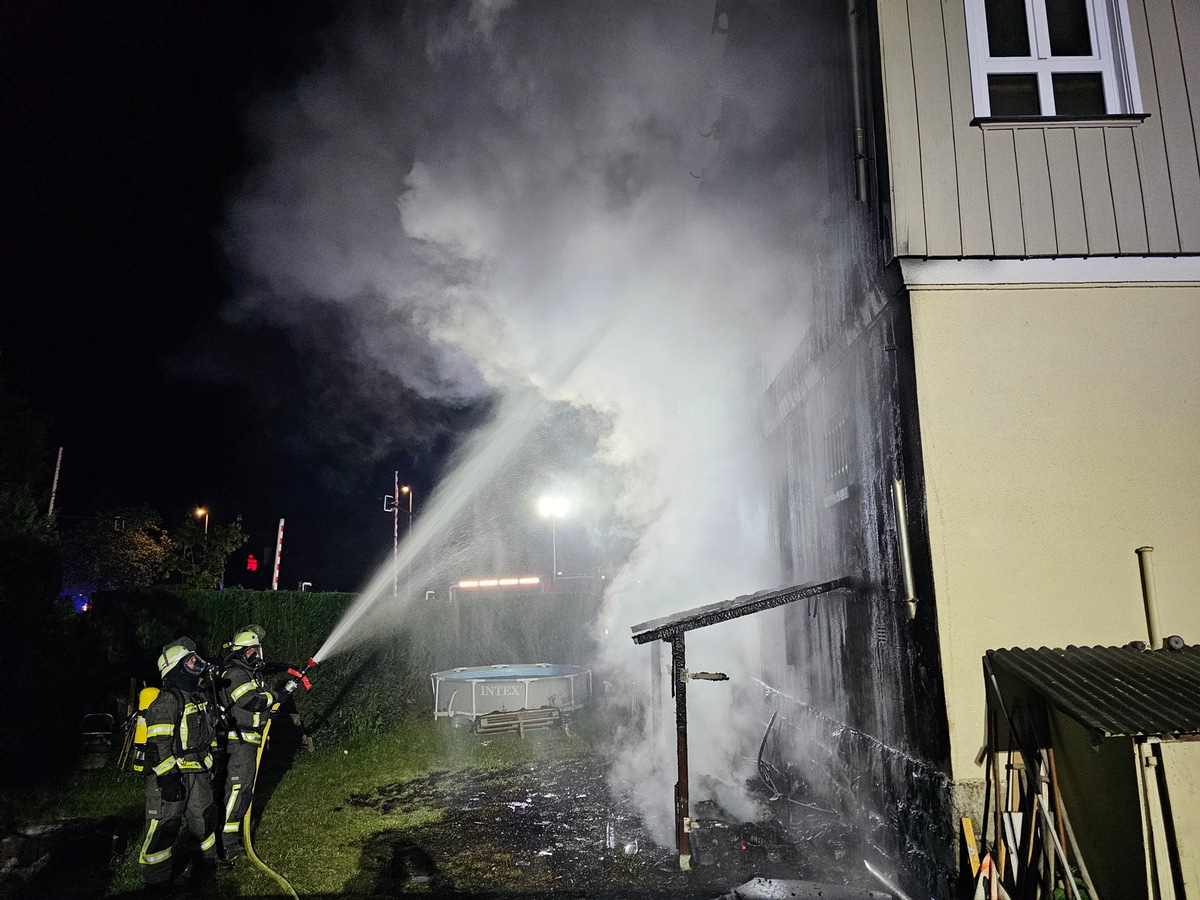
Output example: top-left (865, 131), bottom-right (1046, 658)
top-left (240, 701), bottom-right (299, 900)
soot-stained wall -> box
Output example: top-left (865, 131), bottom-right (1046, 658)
top-left (704, 1), bottom-right (953, 894)
top-left (762, 297), bottom-right (953, 894)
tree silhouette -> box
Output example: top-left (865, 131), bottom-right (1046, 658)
top-left (61, 505), bottom-right (173, 591)
top-left (165, 513), bottom-right (247, 588)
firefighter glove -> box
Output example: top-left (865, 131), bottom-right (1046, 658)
top-left (158, 771), bottom-right (185, 802)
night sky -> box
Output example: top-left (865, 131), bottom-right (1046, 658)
top-left (3, 1), bottom-right (785, 608)
top-left (1, 4), bottom-right (475, 590)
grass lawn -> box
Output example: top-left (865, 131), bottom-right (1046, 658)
top-left (235, 719), bottom-right (596, 897)
top-left (1, 716), bottom-right (604, 898)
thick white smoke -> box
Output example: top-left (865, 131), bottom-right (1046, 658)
top-left (226, 0), bottom-right (802, 844)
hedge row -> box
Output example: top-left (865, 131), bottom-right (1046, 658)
top-left (75, 586), bottom-right (603, 744)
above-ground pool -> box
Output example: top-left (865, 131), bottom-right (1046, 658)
top-left (431, 664), bottom-right (592, 721)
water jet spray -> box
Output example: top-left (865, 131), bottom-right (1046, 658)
top-left (311, 324), bottom-right (613, 665)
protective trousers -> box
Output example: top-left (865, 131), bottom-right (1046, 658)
top-left (138, 771), bottom-right (219, 884)
top-left (221, 740), bottom-right (260, 854)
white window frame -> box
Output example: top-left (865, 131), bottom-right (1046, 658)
top-left (964, 0), bottom-right (1143, 117)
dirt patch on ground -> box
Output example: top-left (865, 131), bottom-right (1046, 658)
top-left (343, 751), bottom-right (852, 898)
top-left (0, 732), bottom-right (872, 898)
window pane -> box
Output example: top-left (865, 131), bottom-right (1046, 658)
top-left (1053, 72), bottom-right (1107, 115)
top-left (988, 74), bottom-right (1041, 116)
top-left (1046, 0), bottom-right (1093, 56)
top-left (984, 0), bottom-right (1031, 57)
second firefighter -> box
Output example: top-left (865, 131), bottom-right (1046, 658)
top-left (217, 624), bottom-right (276, 861)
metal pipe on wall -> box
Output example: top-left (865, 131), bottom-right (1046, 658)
top-left (892, 477), bottom-right (918, 619)
top-left (1136, 546), bottom-right (1163, 650)
top-left (847, 0), bottom-right (869, 203)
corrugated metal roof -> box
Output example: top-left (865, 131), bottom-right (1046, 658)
top-left (986, 644), bottom-right (1200, 741)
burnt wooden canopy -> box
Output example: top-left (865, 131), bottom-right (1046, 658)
top-left (631, 576), bottom-right (852, 644)
top-left (629, 575), bottom-right (851, 869)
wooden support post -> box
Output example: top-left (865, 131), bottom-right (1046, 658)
top-left (650, 640), bottom-right (662, 742)
top-left (1047, 748), bottom-right (1067, 860)
top-left (991, 710), bottom-right (1005, 880)
top-left (671, 634), bottom-right (691, 871)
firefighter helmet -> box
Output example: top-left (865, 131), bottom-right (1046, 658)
top-left (229, 625), bottom-right (266, 669)
top-left (157, 637), bottom-right (205, 679)
top-left (231, 625), bottom-right (266, 649)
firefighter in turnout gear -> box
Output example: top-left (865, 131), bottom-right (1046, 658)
top-left (217, 625), bottom-right (275, 861)
top-left (138, 637), bottom-right (221, 887)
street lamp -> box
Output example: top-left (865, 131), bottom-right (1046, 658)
top-left (401, 485), bottom-right (414, 599)
top-left (538, 495), bottom-right (568, 587)
top-left (384, 480), bottom-right (416, 599)
top-left (384, 474), bottom-right (399, 598)
top-left (400, 485), bottom-right (413, 533)
top-left (194, 507), bottom-right (218, 589)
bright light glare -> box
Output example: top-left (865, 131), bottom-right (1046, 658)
top-left (457, 576), bottom-right (541, 590)
top-left (195, 507), bottom-right (207, 517)
top-left (538, 495), bottom-right (568, 518)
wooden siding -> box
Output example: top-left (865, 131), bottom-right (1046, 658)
top-left (878, 0), bottom-right (1200, 258)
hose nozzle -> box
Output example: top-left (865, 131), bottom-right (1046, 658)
top-left (284, 657), bottom-right (318, 693)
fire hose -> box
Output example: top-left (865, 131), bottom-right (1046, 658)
top-left (238, 658), bottom-right (317, 899)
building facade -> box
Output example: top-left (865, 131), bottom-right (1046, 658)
top-left (702, 0), bottom-right (1200, 893)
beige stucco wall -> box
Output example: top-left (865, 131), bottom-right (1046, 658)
top-left (909, 283), bottom-right (1200, 778)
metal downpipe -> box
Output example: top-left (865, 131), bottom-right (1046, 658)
top-left (892, 477), bottom-right (918, 619)
top-left (847, 0), bottom-right (869, 203)
top-left (1136, 546), bottom-right (1163, 650)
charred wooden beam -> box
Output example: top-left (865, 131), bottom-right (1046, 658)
top-left (630, 576), bottom-right (851, 645)
top-left (671, 634), bottom-right (691, 870)
top-left (631, 576), bottom-right (851, 870)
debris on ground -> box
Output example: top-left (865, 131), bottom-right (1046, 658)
top-left (347, 751), bottom-right (872, 896)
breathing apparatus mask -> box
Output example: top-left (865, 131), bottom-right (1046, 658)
top-left (240, 645), bottom-right (265, 670)
top-left (225, 625), bottom-right (267, 671)
top-left (181, 652), bottom-right (211, 678)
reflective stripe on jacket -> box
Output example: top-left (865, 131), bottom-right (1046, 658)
top-left (219, 666), bottom-right (275, 743)
top-left (144, 688), bottom-right (217, 773)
